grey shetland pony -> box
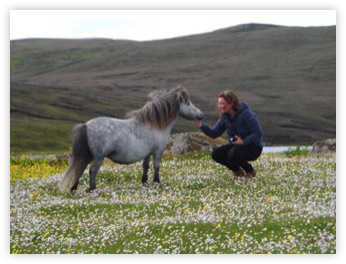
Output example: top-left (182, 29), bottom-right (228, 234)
top-left (59, 86), bottom-right (203, 192)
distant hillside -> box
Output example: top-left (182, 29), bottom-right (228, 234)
top-left (10, 23), bottom-right (336, 153)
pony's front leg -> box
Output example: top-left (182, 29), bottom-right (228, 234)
top-left (153, 152), bottom-right (162, 184)
top-left (142, 155), bottom-right (150, 186)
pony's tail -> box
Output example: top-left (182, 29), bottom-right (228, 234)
top-left (59, 124), bottom-right (92, 192)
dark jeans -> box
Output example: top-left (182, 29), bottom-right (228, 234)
top-left (211, 144), bottom-right (263, 172)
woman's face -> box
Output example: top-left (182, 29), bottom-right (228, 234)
top-left (218, 97), bottom-right (233, 114)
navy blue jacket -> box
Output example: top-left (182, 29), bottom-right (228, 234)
top-left (200, 103), bottom-right (263, 147)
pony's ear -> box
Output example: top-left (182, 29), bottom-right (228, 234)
top-left (175, 86), bottom-right (190, 103)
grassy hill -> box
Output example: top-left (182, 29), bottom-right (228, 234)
top-left (10, 23), bottom-right (336, 153)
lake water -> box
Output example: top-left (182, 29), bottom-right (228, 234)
top-left (262, 146), bottom-right (312, 153)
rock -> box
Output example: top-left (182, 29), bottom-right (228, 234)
top-left (165, 132), bottom-right (228, 156)
top-left (311, 138), bottom-right (336, 154)
top-left (49, 154), bottom-right (70, 165)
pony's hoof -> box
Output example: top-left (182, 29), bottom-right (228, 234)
top-left (142, 181), bottom-right (149, 187)
top-left (152, 181), bottom-right (161, 189)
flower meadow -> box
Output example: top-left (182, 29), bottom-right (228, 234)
top-left (10, 151), bottom-right (336, 254)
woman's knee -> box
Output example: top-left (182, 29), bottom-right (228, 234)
top-left (211, 145), bottom-right (230, 163)
top-left (211, 149), bottom-right (219, 162)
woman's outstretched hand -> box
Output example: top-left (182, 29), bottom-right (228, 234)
top-left (193, 120), bottom-right (202, 128)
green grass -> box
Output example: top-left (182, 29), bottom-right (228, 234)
top-left (10, 151), bottom-right (336, 254)
top-left (10, 115), bottom-right (74, 153)
top-left (284, 146), bottom-right (311, 158)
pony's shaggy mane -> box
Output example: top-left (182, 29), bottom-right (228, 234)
top-left (126, 86), bottom-right (190, 130)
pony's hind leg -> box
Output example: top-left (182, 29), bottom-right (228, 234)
top-left (88, 157), bottom-right (104, 192)
top-left (70, 157), bottom-right (93, 192)
top-left (142, 155), bottom-right (150, 186)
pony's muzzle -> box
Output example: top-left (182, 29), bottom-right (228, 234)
top-left (196, 113), bottom-right (204, 121)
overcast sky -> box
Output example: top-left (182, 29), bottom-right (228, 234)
top-left (10, 10), bottom-right (336, 41)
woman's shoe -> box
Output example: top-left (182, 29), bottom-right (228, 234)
top-left (233, 168), bottom-right (245, 179)
top-left (245, 169), bottom-right (256, 178)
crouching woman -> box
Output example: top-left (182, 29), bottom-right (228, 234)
top-left (193, 90), bottom-right (263, 179)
